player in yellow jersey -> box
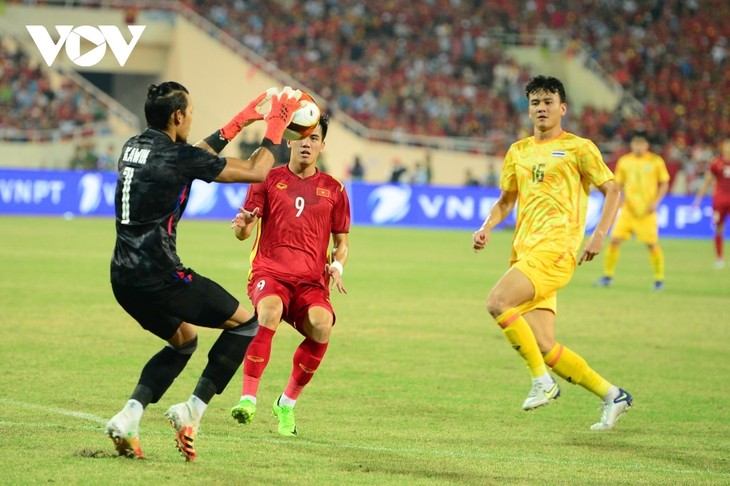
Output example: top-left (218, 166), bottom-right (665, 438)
top-left (472, 75), bottom-right (632, 430)
top-left (594, 132), bottom-right (670, 290)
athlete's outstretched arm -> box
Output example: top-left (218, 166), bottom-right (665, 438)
top-left (215, 148), bottom-right (277, 184)
top-left (201, 88), bottom-right (304, 183)
top-left (472, 189), bottom-right (517, 252)
top-left (649, 180), bottom-right (669, 214)
top-left (231, 207), bottom-right (260, 241)
top-left (327, 232), bottom-right (349, 294)
top-left (579, 179), bottom-right (620, 264)
top-left (194, 89), bottom-right (271, 156)
top-left (693, 171), bottom-right (716, 208)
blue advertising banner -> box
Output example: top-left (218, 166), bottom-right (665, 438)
top-left (350, 182), bottom-right (726, 239)
top-left (0, 168), bottom-right (724, 238)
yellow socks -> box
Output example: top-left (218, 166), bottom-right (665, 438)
top-left (544, 343), bottom-right (612, 398)
top-left (496, 309), bottom-right (548, 379)
top-left (649, 246), bottom-right (664, 281)
top-left (603, 244), bottom-right (620, 277)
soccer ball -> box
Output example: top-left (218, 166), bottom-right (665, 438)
top-left (255, 87), bottom-right (321, 140)
top-left (283, 91), bottom-right (320, 140)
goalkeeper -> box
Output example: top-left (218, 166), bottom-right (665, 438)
top-left (105, 82), bottom-right (302, 462)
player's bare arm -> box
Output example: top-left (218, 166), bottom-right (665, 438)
top-left (473, 190), bottom-right (517, 252)
top-left (194, 90), bottom-right (269, 156)
top-left (579, 179), bottom-right (620, 265)
top-left (200, 88), bottom-right (304, 183)
top-left (649, 181), bottom-right (669, 214)
top-left (215, 148), bottom-right (278, 183)
top-left (326, 233), bottom-right (349, 294)
top-left (231, 207), bottom-right (260, 240)
top-left (693, 173), bottom-right (715, 208)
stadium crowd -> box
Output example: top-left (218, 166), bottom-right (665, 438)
top-left (189, 0), bottom-right (728, 191)
top-left (4, 0), bottom-right (728, 192)
top-left (0, 36), bottom-right (109, 142)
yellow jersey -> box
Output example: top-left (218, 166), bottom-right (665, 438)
top-left (614, 151), bottom-right (670, 217)
top-left (500, 131), bottom-right (614, 262)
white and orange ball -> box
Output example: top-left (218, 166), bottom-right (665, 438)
top-left (283, 91), bottom-right (320, 140)
top-left (256, 87), bottom-right (321, 140)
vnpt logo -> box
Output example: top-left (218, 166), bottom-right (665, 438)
top-left (367, 186), bottom-right (411, 224)
top-left (77, 173), bottom-right (116, 214)
top-left (187, 180), bottom-right (219, 216)
top-left (26, 25), bottom-right (145, 67)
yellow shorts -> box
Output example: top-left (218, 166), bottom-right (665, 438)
top-left (512, 249), bottom-right (575, 315)
top-left (611, 210), bottom-right (659, 244)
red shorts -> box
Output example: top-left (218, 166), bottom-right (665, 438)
top-left (247, 274), bottom-right (335, 332)
top-left (713, 198), bottom-right (730, 224)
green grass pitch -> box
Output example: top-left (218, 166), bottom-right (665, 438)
top-left (1, 216), bottom-right (729, 485)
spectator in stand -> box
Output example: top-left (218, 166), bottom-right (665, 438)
top-left (125, 5), bottom-right (139, 24)
top-left (349, 155), bottom-right (365, 182)
top-left (68, 142), bottom-right (97, 171)
top-left (688, 142), bottom-right (715, 193)
top-left (424, 151), bottom-right (434, 184)
top-left (484, 162), bottom-right (499, 187)
top-left (69, 144), bottom-right (86, 170)
top-left (96, 143), bottom-right (117, 171)
top-left (411, 162), bottom-right (429, 185)
top-left (389, 158), bottom-right (407, 184)
top-left (465, 169), bottom-right (480, 187)
top-left (238, 131), bottom-right (263, 159)
top-left (664, 134), bottom-right (692, 193)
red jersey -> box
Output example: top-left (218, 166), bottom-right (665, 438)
top-left (710, 156), bottom-right (730, 204)
top-left (244, 165), bottom-right (350, 285)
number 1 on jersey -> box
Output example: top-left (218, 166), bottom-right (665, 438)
top-left (120, 166), bottom-right (135, 224)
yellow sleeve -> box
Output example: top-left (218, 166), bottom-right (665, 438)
top-left (500, 145), bottom-right (518, 192)
top-left (579, 139), bottom-right (614, 187)
top-left (614, 157), bottom-right (625, 185)
top-left (656, 155), bottom-right (670, 183)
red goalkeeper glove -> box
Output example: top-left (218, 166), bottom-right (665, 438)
top-left (219, 88), bottom-right (277, 141)
top-left (263, 87), bottom-right (303, 145)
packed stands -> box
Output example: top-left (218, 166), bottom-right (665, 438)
top-left (191, 0), bottom-right (728, 180)
top-left (5, 0), bottom-right (727, 189)
top-left (0, 36), bottom-right (110, 142)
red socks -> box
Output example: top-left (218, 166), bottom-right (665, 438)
top-left (241, 326), bottom-right (275, 396)
top-left (715, 233), bottom-right (723, 260)
top-left (283, 338), bottom-right (329, 400)
top-left (242, 328), bottom-right (329, 402)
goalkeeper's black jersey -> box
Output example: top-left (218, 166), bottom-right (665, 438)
top-left (110, 128), bottom-right (226, 287)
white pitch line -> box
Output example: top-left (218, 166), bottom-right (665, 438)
top-left (0, 398), bottom-right (107, 424)
top-left (2, 398), bottom-right (728, 479)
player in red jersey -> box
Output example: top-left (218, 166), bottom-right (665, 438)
top-left (694, 139), bottom-right (730, 269)
top-left (229, 114), bottom-right (350, 436)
